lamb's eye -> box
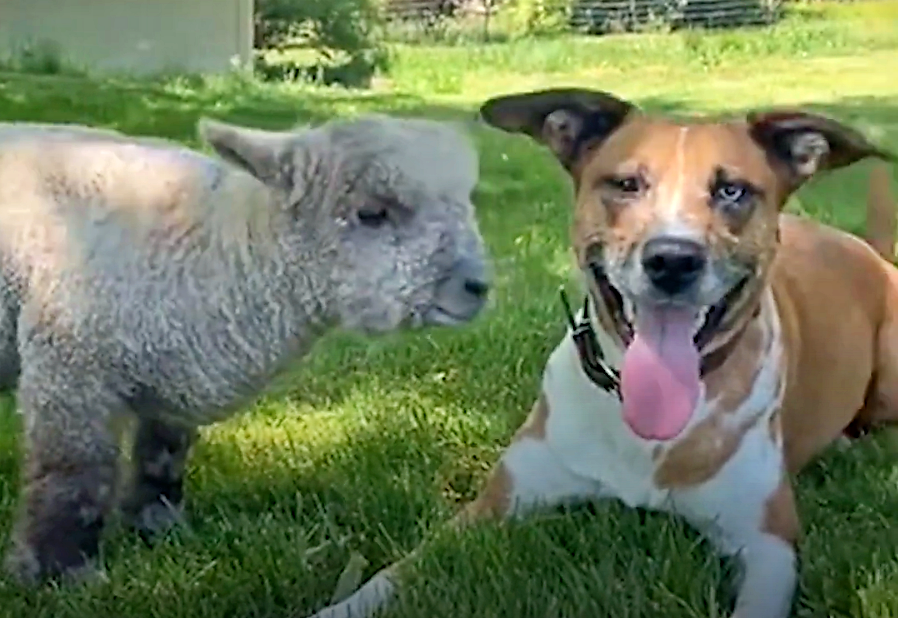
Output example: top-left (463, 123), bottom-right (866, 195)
top-left (357, 206), bottom-right (389, 227)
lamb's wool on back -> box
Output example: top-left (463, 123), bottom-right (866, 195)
top-left (0, 116), bottom-right (479, 267)
top-left (0, 132), bottom-right (276, 270)
top-left (0, 122), bottom-right (134, 144)
top-left (0, 116), bottom-right (487, 415)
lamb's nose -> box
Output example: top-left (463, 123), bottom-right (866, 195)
top-left (463, 278), bottom-right (490, 299)
top-left (453, 255), bottom-right (491, 300)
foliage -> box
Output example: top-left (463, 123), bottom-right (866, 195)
top-left (0, 39), bottom-right (85, 77)
top-left (254, 0), bottom-right (388, 87)
top-left (502, 0), bottom-right (573, 36)
top-left (0, 2), bottom-right (898, 616)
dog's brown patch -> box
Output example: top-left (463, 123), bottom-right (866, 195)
top-left (453, 395), bottom-right (555, 526)
top-left (703, 314), bottom-right (771, 413)
top-left (761, 476), bottom-right (800, 544)
top-left (654, 408), bottom-right (766, 489)
top-left (769, 222), bottom-right (888, 473)
top-left (454, 461), bottom-right (513, 526)
top-left (514, 394), bottom-right (549, 441)
top-left (652, 302), bottom-right (777, 489)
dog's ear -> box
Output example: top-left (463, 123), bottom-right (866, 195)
top-left (479, 88), bottom-right (637, 172)
top-left (747, 110), bottom-right (895, 187)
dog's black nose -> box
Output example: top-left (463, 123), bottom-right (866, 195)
top-left (641, 237), bottom-right (707, 295)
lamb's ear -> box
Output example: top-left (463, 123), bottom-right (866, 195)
top-left (198, 118), bottom-right (294, 187)
top-left (478, 88), bottom-right (636, 172)
top-left (747, 110), bottom-right (895, 187)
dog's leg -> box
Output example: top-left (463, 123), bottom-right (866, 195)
top-left (834, 297), bottom-right (898, 454)
top-left (307, 395), bottom-right (606, 618)
top-left (861, 301), bottom-right (898, 427)
top-left (4, 355), bottom-right (122, 585)
top-left (727, 478), bottom-right (799, 618)
top-left (121, 418), bottom-right (196, 541)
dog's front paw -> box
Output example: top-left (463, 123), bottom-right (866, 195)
top-left (308, 571), bottom-right (398, 618)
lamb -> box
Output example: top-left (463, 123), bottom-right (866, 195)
top-left (0, 114), bottom-right (490, 585)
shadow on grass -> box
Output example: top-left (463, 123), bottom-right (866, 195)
top-left (0, 75), bottom-right (897, 615)
top-left (207, 92), bottom-right (898, 617)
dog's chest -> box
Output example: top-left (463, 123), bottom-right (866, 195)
top-left (540, 302), bottom-right (785, 516)
top-left (541, 333), bottom-right (668, 508)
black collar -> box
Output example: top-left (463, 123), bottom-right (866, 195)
top-left (559, 288), bottom-right (750, 396)
top-left (559, 288), bottom-right (621, 397)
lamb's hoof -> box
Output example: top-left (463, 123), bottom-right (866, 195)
top-left (4, 542), bottom-right (107, 587)
top-left (3, 542), bottom-right (42, 586)
top-left (61, 563), bottom-right (109, 587)
top-left (126, 499), bottom-right (185, 543)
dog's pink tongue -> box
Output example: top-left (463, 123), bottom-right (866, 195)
top-left (621, 305), bottom-right (701, 441)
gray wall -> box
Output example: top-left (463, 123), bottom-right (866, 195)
top-left (0, 0), bottom-right (254, 75)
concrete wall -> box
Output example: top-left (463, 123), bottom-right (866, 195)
top-left (0, 0), bottom-right (254, 75)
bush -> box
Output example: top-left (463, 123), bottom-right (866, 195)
top-left (254, 0), bottom-right (388, 87)
top-left (503, 0), bottom-right (572, 36)
top-left (0, 39), bottom-right (86, 76)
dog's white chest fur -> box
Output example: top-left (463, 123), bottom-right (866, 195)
top-left (542, 333), bottom-right (667, 508)
top-left (538, 290), bottom-right (787, 550)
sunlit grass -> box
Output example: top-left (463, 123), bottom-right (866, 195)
top-left (1, 2), bottom-right (898, 616)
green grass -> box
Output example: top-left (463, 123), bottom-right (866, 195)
top-left (2, 2), bottom-right (898, 616)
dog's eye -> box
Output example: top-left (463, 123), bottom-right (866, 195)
top-left (357, 206), bottom-right (389, 227)
top-left (604, 174), bottom-right (643, 195)
top-left (712, 181), bottom-right (752, 205)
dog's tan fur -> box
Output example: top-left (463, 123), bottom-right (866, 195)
top-left (307, 90), bottom-right (896, 618)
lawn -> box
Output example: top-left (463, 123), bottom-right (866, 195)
top-left (1, 2), bottom-right (898, 617)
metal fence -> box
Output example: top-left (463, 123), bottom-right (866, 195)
top-left (379, 0), bottom-right (785, 42)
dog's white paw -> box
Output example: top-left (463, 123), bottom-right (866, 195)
top-left (308, 572), bottom-right (397, 618)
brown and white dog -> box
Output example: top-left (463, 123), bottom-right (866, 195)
top-left (306, 88), bottom-right (897, 618)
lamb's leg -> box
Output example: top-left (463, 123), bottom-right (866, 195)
top-left (4, 360), bottom-right (121, 585)
top-left (306, 396), bottom-right (608, 618)
top-left (0, 287), bottom-right (21, 390)
top-left (121, 418), bottom-right (196, 541)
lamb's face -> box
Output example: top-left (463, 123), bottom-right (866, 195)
top-left (323, 117), bottom-right (489, 333)
top-left (199, 115), bottom-right (491, 334)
